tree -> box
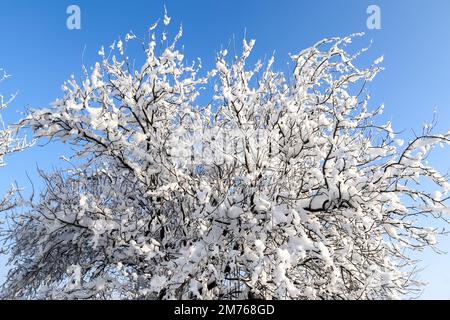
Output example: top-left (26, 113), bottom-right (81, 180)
top-left (2, 18), bottom-right (450, 300)
top-left (0, 69), bottom-right (27, 214)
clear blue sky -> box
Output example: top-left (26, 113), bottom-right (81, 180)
top-left (1, 0), bottom-right (450, 299)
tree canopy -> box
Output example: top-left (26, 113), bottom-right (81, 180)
top-left (1, 18), bottom-right (450, 300)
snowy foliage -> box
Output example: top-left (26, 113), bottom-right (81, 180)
top-left (2, 19), bottom-right (450, 300)
top-left (0, 70), bottom-right (28, 214)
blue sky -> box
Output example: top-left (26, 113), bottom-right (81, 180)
top-left (1, 0), bottom-right (450, 299)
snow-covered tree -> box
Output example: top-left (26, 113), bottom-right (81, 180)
top-left (0, 69), bottom-right (27, 214)
top-left (2, 19), bottom-right (450, 300)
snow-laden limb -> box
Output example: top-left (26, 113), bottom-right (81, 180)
top-left (0, 70), bottom-right (28, 214)
top-left (3, 22), bottom-right (450, 300)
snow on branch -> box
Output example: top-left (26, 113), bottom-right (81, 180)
top-left (0, 70), bottom-right (29, 214)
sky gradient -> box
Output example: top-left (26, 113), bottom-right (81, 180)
top-left (1, 0), bottom-right (450, 299)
